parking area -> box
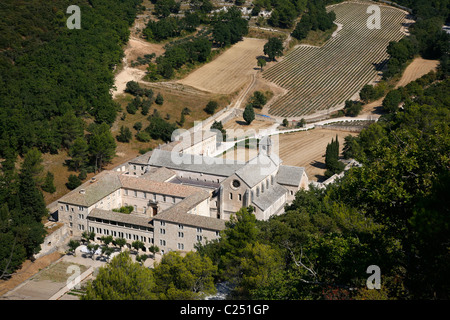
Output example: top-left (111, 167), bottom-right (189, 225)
top-left (1, 246), bottom-right (160, 300)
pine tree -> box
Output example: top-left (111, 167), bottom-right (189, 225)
top-left (42, 171), bottom-right (56, 193)
top-left (243, 104), bottom-right (255, 125)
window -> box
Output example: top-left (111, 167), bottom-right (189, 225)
top-left (271, 175), bottom-right (274, 185)
top-left (197, 235), bottom-right (203, 241)
top-left (197, 227), bottom-right (203, 233)
top-left (69, 215), bottom-right (72, 221)
top-left (177, 243), bottom-right (184, 250)
top-left (160, 228), bottom-right (166, 234)
top-left (266, 179), bottom-right (269, 189)
top-left (160, 221), bottom-right (165, 226)
top-left (172, 197), bottom-right (176, 203)
top-left (144, 192), bottom-right (147, 199)
top-left (178, 224), bottom-right (184, 230)
top-left (163, 195), bottom-right (166, 202)
top-left (215, 231), bottom-right (220, 237)
top-left (229, 193), bottom-right (233, 200)
top-left (290, 190), bottom-right (294, 195)
top-left (65, 204), bottom-right (69, 211)
top-left (178, 232), bottom-right (184, 238)
top-left (69, 222), bottom-right (73, 228)
top-left (134, 190), bottom-right (137, 197)
top-left (238, 194), bottom-right (242, 201)
top-left (232, 179), bottom-right (240, 188)
top-left (125, 189), bottom-right (128, 196)
top-left (160, 239), bottom-right (166, 246)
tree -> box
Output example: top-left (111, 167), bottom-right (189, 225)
top-left (132, 240), bottom-right (145, 254)
top-left (82, 231), bottom-right (95, 244)
top-left (88, 123), bottom-right (116, 172)
top-left (152, 251), bottom-right (217, 299)
top-left (264, 37), bottom-right (284, 61)
top-left (282, 118), bottom-right (289, 127)
top-left (41, 171), bottom-right (56, 193)
top-left (113, 237), bottom-right (127, 251)
top-left (149, 245), bottom-right (160, 258)
top-left (204, 100), bottom-right (218, 115)
top-left (210, 120), bottom-right (226, 142)
top-left (243, 104), bottom-right (255, 125)
top-left (69, 137), bottom-right (89, 172)
top-left (67, 240), bottom-right (80, 256)
top-left (359, 84), bottom-right (377, 103)
top-left (125, 81), bottom-right (143, 96)
top-left (324, 135), bottom-right (344, 178)
top-left (249, 91), bottom-right (267, 108)
top-left (155, 93), bottom-right (164, 105)
top-left (382, 89), bottom-right (402, 113)
top-left (116, 126), bottom-right (132, 143)
top-left (343, 100), bottom-right (363, 117)
top-left (257, 58), bottom-right (266, 71)
top-left (66, 174), bottom-right (82, 190)
top-left (82, 251), bottom-right (157, 300)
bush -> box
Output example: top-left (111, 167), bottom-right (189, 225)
top-left (204, 100), bottom-right (218, 114)
top-left (136, 131), bottom-right (151, 142)
top-left (155, 93), bottom-right (164, 105)
top-left (116, 126), bottom-right (132, 143)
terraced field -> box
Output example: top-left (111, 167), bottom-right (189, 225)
top-left (262, 1), bottom-right (407, 118)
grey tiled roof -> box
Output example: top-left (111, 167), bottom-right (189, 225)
top-left (235, 154), bottom-right (279, 188)
top-left (148, 149), bottom-right (246, 177)
top-left (276, 165), bottom-right (306, 187)
top-left (252, 183), bottom-right (287, 211)
top-left (154, 191), bottom-right (225, 231)
top-left (119, 175), bottom-right (203, 198)
top-left (141, 166), bottom-right (176, 182)
top-left (58, 171), bottom-right (122, 207)
top-left (88, 208), bottom-right (153, 228)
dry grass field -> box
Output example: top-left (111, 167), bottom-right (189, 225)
top-left (177, 37), bottom-right (267, 94)
top-left (360, 57), bottom-right (439, 115)
top-left (276, 129), bottom-right (358, 181)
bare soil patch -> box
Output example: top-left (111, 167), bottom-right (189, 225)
top-left (178, 38), bottom-right (267, 94)
top-left (276, 129), bottom-right (358, 182)
top-left (395, 57), bottom-right (439, 88)
top-left (360, 57), bottom-right (439, 115)
top-left (0, 252), bottom-right (63, 297)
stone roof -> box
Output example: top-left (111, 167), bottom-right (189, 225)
top-left (128, 150), bottom-right (153, 165)
top-left (252, 183), bottom-right (287, 211)
top-left (148, 149), bottom-right (245, 177)
top-left (119, 175), bottom-right (203, 198)
top-left (141, 166), bottom-right (176, 182)
top-left (88, 208), bottom-right (153, 228)
top-left (154, 191), bottom-right (225, 231)
top-left (58, 171), bottom-right (122, 207)
top-left (276, 165), bottom-right (306, 187)
top-left (235, 153), bottom-right (279, 188)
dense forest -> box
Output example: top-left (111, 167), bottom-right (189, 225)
top-left (0, 0), bottom-right (142, 278)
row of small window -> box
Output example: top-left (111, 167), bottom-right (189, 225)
top-left (229, 193), bottom-right (242, 201)
top-left (88, 217), bottom-right (153, 232)
top-left (159, 226), bottom-right (204, 235)
top-left (61, 204), bottom-right (85, 212)
top-left (69, 214), bottom-right (85, 221)
top-left (158, 238), bottom-right (202, 250)
top-left (90, 227), bottom-right (154, 244)
top-left (123, 189), bottom-right (178, 203)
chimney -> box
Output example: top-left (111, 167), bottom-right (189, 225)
top-left (79, 189), bottom-right (86, 194)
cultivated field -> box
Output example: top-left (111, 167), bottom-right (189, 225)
top-left (276, 129), bottom-right (358, 181)
top-left (262, 1), bottom-right (408, 118)
top-left (177, 37), bottom-right (266, 94)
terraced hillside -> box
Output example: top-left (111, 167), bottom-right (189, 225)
top-left (262, 1), bottom-right (407, 117)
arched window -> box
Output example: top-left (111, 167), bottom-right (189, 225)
top-left (256, 187), bottom-right (260, 197)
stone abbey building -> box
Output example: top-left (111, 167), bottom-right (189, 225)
top-left (57, 135), bottom-right (309, 254)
